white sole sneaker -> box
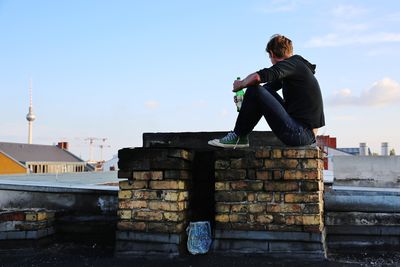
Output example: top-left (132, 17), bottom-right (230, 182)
top-left (207, 139), bottom-right (249, 148)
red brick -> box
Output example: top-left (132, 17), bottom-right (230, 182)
top-left (256, 170), bottom-right (272, 180)
top-left (0, 212), bottom-right (25, 221)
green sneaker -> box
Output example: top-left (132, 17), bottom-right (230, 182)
top-left (208, 132), bottom-right (249, 148)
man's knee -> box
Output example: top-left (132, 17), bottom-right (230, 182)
top-left (244, 85), bottom-right (263, 98)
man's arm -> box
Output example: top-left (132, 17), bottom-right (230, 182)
top-left (265, 80), bottom-right (283, 91)
top-left (233, 72), bottom-right (261, 92)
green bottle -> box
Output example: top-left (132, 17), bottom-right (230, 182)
top-left (234, 77), bottom-right (245, 112)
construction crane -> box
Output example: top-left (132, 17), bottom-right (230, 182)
top-left (98, 138), bottom-right (111, 161)
top-left (84, 137), bottom-right (110, 162)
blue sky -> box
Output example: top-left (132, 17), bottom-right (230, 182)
top-left (1, 0), bottom-right (400, 160)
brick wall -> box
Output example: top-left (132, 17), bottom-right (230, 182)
top-left (116, 145), bottom-right (326, 258)
top-left (116, 147), bottom-right (193, 257)
top-left (212, 147), bottom-right (326, 256)
top-left (0, 208), bottom-right (55, 240)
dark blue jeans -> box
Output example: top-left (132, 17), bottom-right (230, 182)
top-left (234, 85), bottom-right (316, 146)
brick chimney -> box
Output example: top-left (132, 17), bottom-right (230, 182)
top-left (57, 142), bottom-right (69, 150)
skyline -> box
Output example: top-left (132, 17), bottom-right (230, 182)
top-left (1, 1), bottom-right (400, 161)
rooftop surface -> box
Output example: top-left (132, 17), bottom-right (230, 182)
top-left (1, 241), bottom-right (399, 267)
top-left (0, 171), bottom-right (119, 192)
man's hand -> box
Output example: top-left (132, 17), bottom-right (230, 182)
top-left (232, 72), bottom-right (261, 92)
top-left (233, 79), bottom-right (243, 92)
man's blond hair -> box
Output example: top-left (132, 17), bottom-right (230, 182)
top-left (266, 34), bottom-right (293, 58)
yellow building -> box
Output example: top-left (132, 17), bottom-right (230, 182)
top-left (0, 142), bottom-right (87, 175)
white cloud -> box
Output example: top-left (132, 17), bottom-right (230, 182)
top-left (331, 4), bottom-right (369, 18)
top-left (144, 100), bottom-right (159, 109)
top-left (306, 32), bottom-right (400, 47)
top-left (305, 4), bottom-right (400, 48)
top-left (361, 78), bottom-right (400, 106)
top-left (255, 0), bottom-right (298, 13)
top-left (333, 22), bottom-right (369, 33)
top-left (328, 78), bottom-right (400, 107)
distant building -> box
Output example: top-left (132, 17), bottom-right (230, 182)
top-left (317, 135), bottom-right (355, 170)
top-left (317, 136), bottom-right (377, 171)
top-left (336, 146), bottom-right (372, 156)
top-left (103, 154), bottom-right (118, 171)
top-left (0, 142), bottom-right (88, 175)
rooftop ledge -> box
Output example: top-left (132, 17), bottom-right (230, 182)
top-left (142, 131), bottom-right (286, 149)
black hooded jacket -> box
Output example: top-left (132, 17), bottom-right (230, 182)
top-left (257, 55), bottom-right (325, 129)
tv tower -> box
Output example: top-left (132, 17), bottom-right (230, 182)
top-left (26, 80), bottom-right (36, 144)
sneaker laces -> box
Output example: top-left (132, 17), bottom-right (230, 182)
top-left (220, 131), bottom-right (238, 143)
top-left (220, 131), bottom-right (241, 149)
top-left (234, 138), bottom-right (240, 150)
